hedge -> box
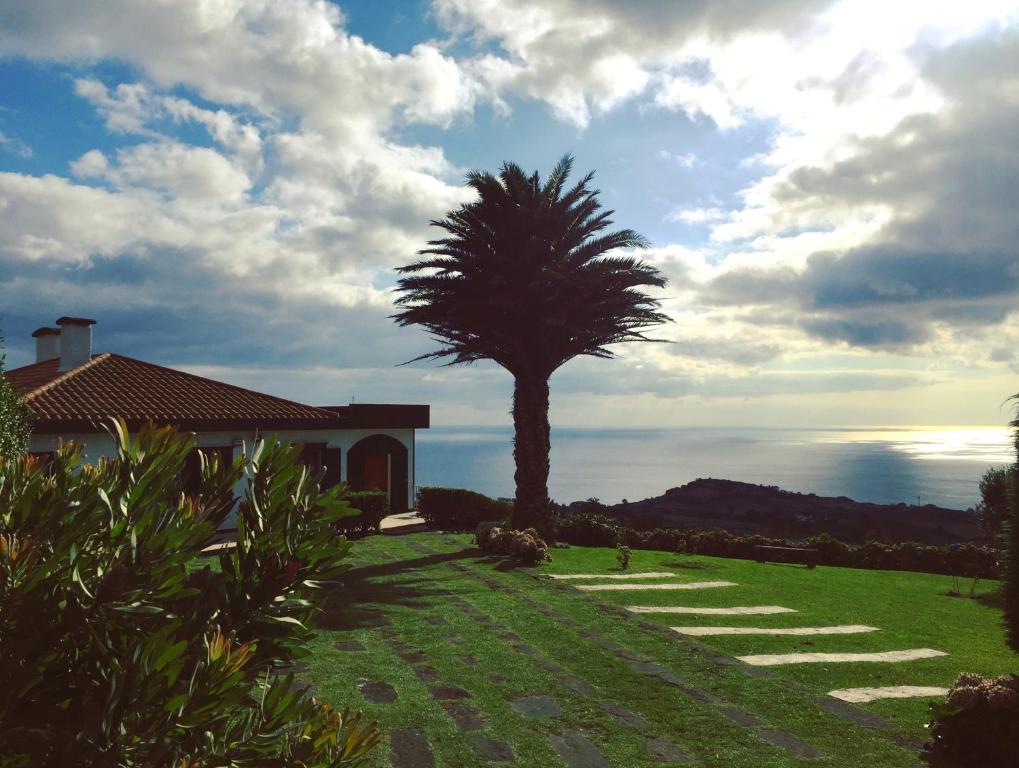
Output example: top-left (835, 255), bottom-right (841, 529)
top-left (340, 490), bottom-right (389, 537)
top-left (555, 511), bottom-right (621, 547)
top-left (556, 512), bottom-right (999, 578)
top-left (417, 487), bottom-right (512, 531)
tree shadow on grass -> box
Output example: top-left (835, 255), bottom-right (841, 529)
top-left (315, 548), bottom-right (485, 631)
top-left (974, 588), bottom-right (1004, 610)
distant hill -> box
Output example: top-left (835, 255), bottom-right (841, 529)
top-left (571, 478), bottom-right (984, 545)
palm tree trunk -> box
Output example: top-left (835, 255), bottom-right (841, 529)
top-left (511, 372), bottom-right (553, 539)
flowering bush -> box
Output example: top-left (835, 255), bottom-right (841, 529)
top-left (476, 524), bottom-right (550, 565)
top-left (922, 673), bottom-right (1019, 767)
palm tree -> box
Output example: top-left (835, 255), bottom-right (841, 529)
top-left (393, 155), bottom-right (670, 538)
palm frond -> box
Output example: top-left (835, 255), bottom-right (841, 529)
top-left (393, 155), bottom-right (673, 374)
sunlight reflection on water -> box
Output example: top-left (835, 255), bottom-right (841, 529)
top-left (814, 428), bottom-right (1013, 462)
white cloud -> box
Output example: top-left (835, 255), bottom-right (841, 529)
top-left (655, 149), bottom-right (699, 168)
top-left (0, 130), bottom-right (33, 158)
top-left (2, 0), bottom-right (1019, 427)
top-left (665, 206), bottom-right (727, 224)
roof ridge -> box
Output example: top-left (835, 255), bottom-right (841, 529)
top-left (101, 353), bottom-right (335, 418)
top-left (23, 352), bottom-right (112, 402)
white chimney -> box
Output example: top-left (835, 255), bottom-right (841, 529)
top-left (56, 316), bottom-right (96, 371)
top-left (32, 327), bottom-right (61, 363)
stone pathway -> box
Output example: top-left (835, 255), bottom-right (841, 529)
top-left (738, 648), bottom-right (948, 666)
top-left (349, 541), bottom-right (946, 766)
top-left (550, 731), bottom-right (613, 768)
top-left (550, 566), bottom-right (943, 754)
top-left (546, 572), bottom-right (677, 580)
top-left (575, 581), bottom-right (737, 592)
top-left (628, 605), bottom-right (796, 615)
top-left (673, 624), bottom-right (879, 637)
top-left (358, 680), bottom-right (397, 703)
top-left (389, 728), bottom-right (435, 768)
top-left (828, 685), bottom-right (951, 703)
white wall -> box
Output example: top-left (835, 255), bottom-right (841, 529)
top-left (28, 426), bottom-right (417, 526)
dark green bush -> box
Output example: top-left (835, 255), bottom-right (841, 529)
top-left (976, 464), bottom-right (1016, 541)
top-left (342, 490), bottom-right (389, 537)
top-left (555, 511), bottom-right (621, 547)
top-left (417, 487), bottom-right (510, 531)
top-left (922, 673), bottom-right (1019, 767)
top-left (0, 419), bottom-right (380, 767)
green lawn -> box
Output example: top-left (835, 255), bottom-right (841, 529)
top-left (304, 532), bottom-right (1015, 767)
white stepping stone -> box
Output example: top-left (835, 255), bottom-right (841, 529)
top-left (672, 625), bottom-right (879, 637)
top-left (627, 605), bottom-right (796, 616)
top-left (828, 685), bottom-right (950, 704)
top-left (738, 649), bottom-right (947, 666)
top-left (575, 581), bottom-right (736, 592)
top-left (546, 572), bottom-right (675, 580)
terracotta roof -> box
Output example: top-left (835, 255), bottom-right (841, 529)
top-left (8, 353), bottom-right (346, 434)
top-left (6, 358), bottom-right (63, 394)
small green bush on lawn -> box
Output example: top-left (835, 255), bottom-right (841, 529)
top-left (418, 486), bottom-right (511, 530)
top-left (0, 419), bottom-right (380, 767)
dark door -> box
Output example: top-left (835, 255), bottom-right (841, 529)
top-left (363, 454), bottom-right (389, 494)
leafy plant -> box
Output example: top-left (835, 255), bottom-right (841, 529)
top-left (393, 156), bottom-right (670, 538)
top-left (616, 544), bottom-right (631, 570)
top-left (0, 332), bottom-right (31, 459)
top-left (0, 419), bottom-right (380, 767)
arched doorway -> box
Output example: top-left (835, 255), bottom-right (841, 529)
top-left (347, 434), bottom-right (409, 512)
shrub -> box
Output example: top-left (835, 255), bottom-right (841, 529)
top-left (616, 544), bottom-right (631, 570)
top-left (0, 334), bottom-right (31, 460)
top-left (582, 524), bottom-right (999, 578)
top-left (555, 511), bottom-right (621, 547)
top-left (922, 673), bottom-right (1019, 767)
top-left (477, 526), bottom-right (550, 565)
top-left (418, 486), bottom-right (511, 531)
top-left (975, 465), bottom-right (1016, 541)
top-left (341, 490), bottom-right (389, 537)
top-left (0, 419), bottom-right (380, 766)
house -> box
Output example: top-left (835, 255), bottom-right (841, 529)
top-left (7, 317), bottom-right (429, 516)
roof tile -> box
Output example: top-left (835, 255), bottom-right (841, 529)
top-left (7, 353), bottom-right (340, 431)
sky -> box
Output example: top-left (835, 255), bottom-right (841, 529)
top-left (0, 0), bottom-right (1018, 429)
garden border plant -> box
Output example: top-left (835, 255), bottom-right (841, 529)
top-left (554, 511), bottom-right (998, 578)
top-left (0, 419), bottom-right (380, 767)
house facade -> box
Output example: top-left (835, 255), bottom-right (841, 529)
top-left (8, 317), bottom-right (428, 518)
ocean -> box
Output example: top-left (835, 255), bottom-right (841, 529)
top-left (416, 426), bottom-right (1016, 510)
